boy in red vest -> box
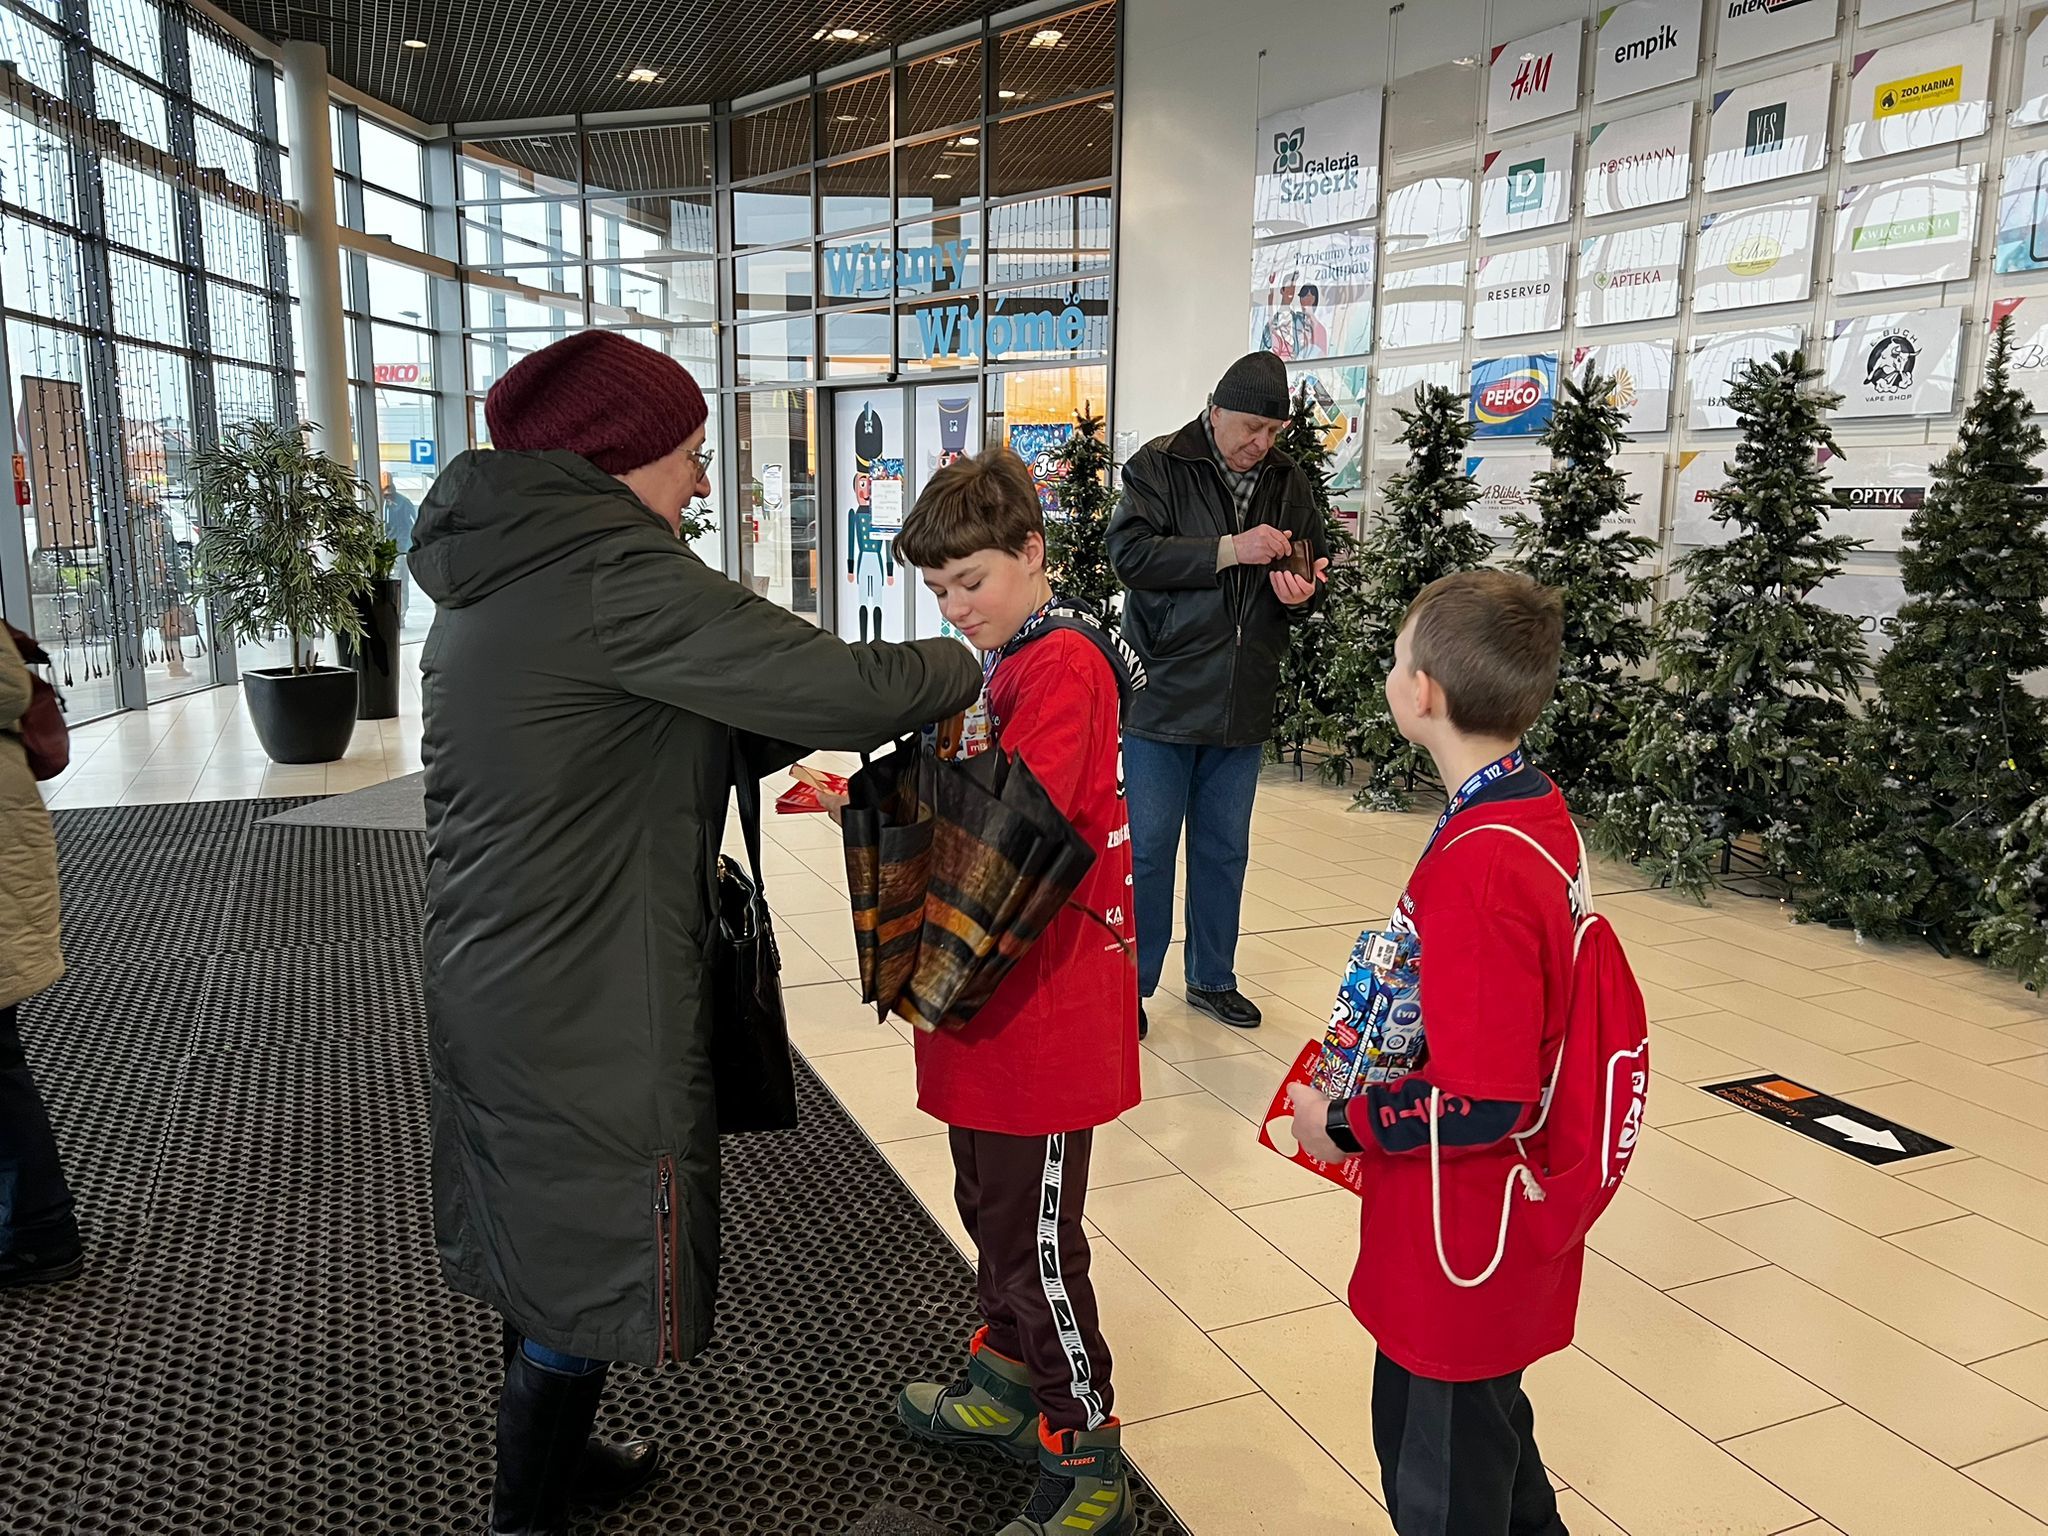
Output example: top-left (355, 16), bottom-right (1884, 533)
top-left (887, 446), bottom-right (1143, 1536)
top-left (1289, 570), bottom-right (1575, 1536)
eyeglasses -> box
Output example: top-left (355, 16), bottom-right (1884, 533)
top-left (688, 445), bottom-right (715, 477)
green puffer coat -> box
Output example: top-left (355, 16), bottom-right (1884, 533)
top-left (411, 450), bottom-right (980, 1367)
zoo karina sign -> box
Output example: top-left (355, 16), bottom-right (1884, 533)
top-left (1255, 89), bottom-right (1383, 235)
top-left (1470, 353), bottom-right (1559, 437)
top-left (1825, 306), bottom-right (1963, 420)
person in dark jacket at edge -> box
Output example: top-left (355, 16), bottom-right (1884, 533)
top-left (1107, 352), bottom-right (1329, 1042)
top-left (409, 330), bottom-right (983, 1536)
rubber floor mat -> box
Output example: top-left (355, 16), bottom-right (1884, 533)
top-left (4, 801), bottom-right (1187, 1536)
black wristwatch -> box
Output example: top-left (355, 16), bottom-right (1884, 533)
top-left (1325, 1096), bottom-right (1364, 1156)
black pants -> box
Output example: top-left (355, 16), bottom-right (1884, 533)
top-left (1372, 1354), bottom-right (1566, 1536)
top-left (950, 1125), bottom-right (1112, 1433)
top-left (0, 1003), bottom-right (77, 1252)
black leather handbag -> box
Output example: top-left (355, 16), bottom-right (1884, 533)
top-left (709, 748), bottom-right (799, 1134)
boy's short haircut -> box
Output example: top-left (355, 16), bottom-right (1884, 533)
top-left (893, 446), bottom-right (1045, 569)
top-left (1400, 570), bottom-right (1564, 738)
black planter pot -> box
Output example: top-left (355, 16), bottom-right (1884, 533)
top-left (244, 666), bottom-right (360, 764)
top-left (339, 580), bottom-right (403, 721)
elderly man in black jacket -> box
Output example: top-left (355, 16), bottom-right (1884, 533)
top-left (1108, 352), bottom-right (1329, 1037)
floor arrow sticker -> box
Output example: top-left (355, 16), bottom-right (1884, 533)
top-left (1703, 1075), bottom-right (1951, 1166)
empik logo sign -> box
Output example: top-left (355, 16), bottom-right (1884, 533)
top-left (1613, 22), bottom-right (1681, 67)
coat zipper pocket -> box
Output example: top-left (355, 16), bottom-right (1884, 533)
top-left (654, 1154), bottom-right (681, 1365)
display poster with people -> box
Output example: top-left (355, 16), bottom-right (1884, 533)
top-left (833, 393), bottom-right (907, 644)
top-left (912, 385), bottom-right (982, 645)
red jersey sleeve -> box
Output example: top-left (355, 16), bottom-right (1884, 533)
top-left (1410, 876), bottom-right (1548, 1104)
top-left (989, 636), bottom-right (1109, 822)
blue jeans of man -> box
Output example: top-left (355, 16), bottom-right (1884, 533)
top-left (1124, 737), bottom-right (1265, 998)
top-left (0, 1003), bottom-right (77, 1256)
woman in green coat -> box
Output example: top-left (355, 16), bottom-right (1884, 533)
top-left (412, 333), bottom-right (981, 1535)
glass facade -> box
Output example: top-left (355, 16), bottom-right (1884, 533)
top-left (455, 0), bottom-right (1119, 630)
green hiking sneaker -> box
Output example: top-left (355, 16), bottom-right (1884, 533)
top-left (997, 1419), bottom-right (1132, 1536)
top-left (896, 1326), bottom-right (1041, 1463)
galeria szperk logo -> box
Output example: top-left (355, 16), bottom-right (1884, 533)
top-left (1272, 128), bottom-right (1305, 174)
top-left (1269, 125), bottom-right (1362, 204)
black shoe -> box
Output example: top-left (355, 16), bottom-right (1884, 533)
top-left (0, 1236), bottom-right (82, 1289)
top-left (491, 1350), bottom-right (610, 1535)
top-left (574, 1437), bottom-right (661, 1508)
top-left (1186, 988), bottom-right (1262, 1029)
top-left (1138, 1003), bottom-right (1148, 1042)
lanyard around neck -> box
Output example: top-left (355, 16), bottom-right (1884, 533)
top-left (1420, 748), bottom-right (1527, 860)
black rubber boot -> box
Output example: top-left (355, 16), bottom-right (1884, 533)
top-left (490, 1350), bottom-right (609, 1535)
top-left (498, 1325), bottom-right (661, 1510)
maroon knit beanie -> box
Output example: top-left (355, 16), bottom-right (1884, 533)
top-left (485, 331), bottom-right (708, 474)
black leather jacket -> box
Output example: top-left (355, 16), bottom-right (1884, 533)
top-left (1108, 415), bottom-right (1326, 747)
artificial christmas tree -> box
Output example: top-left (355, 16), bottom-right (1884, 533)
top-left (1975, 795), bottom-right (2048, 989)
top-left (1044, 410), bottom-right (1121, 625)
top-left (1802, 316), bottom-right (2048, 946)
top-left (1340, 384), bottom-right (1488, 808)
top-left (1270, 384), bottom-right (1365, 776)
top-left (1508, 364), bottom-right (1657, 802)
top-left (1595, 350), bottom-right (1866, 897)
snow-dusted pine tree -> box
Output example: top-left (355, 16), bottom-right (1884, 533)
top-left (1594, 351), bottom-right (1866, 896)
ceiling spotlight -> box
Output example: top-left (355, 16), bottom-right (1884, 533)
top-left (931, 172), bottom-right (952, 180)
top-left (401, 38), bottom-right (427, 50)
top-left (624, 66), bottom-right (663, 84)
top-left (1452, 55), bottom-right (1478, 68)
top-left (956, 134), bottom-right (979, 145)
top-left (814, 25), bottom-right (871, 41)
top-left (1030, 28), bottom-right (1063, 46)
top-left (835, 113), bottom-right (860, 122)
top-left (998, 88), bottom-right (1018, 99)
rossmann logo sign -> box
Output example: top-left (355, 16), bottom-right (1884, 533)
top-left (1470, 353), bottom-right (1559, 437)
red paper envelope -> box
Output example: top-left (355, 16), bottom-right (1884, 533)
top-left (1258, 1040), bottom-right (1369, 1198)
top-left (775, 768), bottom-right (849, 815)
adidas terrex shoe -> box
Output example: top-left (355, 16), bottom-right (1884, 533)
top-left (997, 1419), bottom-right (1132, 1536)
top-left (896, 1327), bottom-right (1040, 1463)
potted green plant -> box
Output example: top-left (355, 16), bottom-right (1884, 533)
top-left (189, 419), bottom-right (381, 764)
top-left (340, 535), bottom-right (404, 721)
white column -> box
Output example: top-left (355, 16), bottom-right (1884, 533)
top-left (281, 41), bottom-right (352, 463)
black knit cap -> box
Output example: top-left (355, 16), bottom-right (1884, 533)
top-left (1211, 350), bottom-right (1291, 421)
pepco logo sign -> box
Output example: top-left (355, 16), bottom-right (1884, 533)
top-left (1477, 369), bottom-right (1546, 424)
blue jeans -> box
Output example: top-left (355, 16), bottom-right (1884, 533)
top-left (1125, 737), bottom-right (1264, 997)
top-left (0, 1004), bottom-right (77, 1256)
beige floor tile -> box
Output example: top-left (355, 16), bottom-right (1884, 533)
top-left (1726, 1406), bottom-right (2048, 1536)
top-left (1686, 983), bottom-right (1910, 1055)
top-left (1888, 1217), bottom-right (2048, 1322)
top-left (1643, 1079), bottom-right (1748, 1129)
top-left (1860, 1044), bottom-right (2048, 1131)
top-left (1238, 1189), bottom-right (1357, 1302)
top-left (1134, 999), bottom-right (1265, 1065)
top-left (1828, 989), bottom-right (2047, 1066)
top-left (1777, 1525), bottom-right (1850, 1536)
top-left (1137, 1045), bottom-right (1206, 1099)
top-left (1523, 1347), bottom-right (1813, 1536)
top-left (758, 870), bottom-right (847, 917)
top-left (1123, 1395), bottom-right (1390, 1533)
top-left (1264, 924), bottom-right (1362, 971)
top-left (1295, 902), bottom-right (1374, 928)
top-left (1900, 1160), bottom-right (2048, 1246)
top-left (1650, 1026), bottom-right (1761, 1085)
top-left (1656, 1009), bottom-right (1906, 1097)
top-left (1817, 960), bottom-right (2048, 1031)
top-left (1673, 1266), bottom-right (2048, 1466)
top-left (1076, 1243), bottom-right (1258, 1425)
top-left (1120, 1091), bottom-right (1329, 1208)
top-left (876, 1132), bottom-right (969, 1256)
top-left (1233, 934), bottom-right (1327, 979)
top-left (1665, 1112), bottom-right (1966, 1236)
top-left (1624, 1126), bottom-right (1790, 1220)
top-left (1241, 865), bottom-right (1328, 907)
top-left (1841, 1082), bottom-right (2048, 1184)
top-left (778, 908), bottom-right (857, 967)
top-left (1302, 872), bottom-right (1407, 912)
top-left (1586, 1183), bottom-right (1770, 1291)
top-left (1977, 1343), bottom-right (2048, 1411)
top-left (1551, 1490), bottom-right (1630, 1536)
top-left (1965, 1438), bottom-right (2048, 1525)
top-left (783, 982), bottom-right (898, 1059)
top-left (1087, 1120), bottom-right (1177, 1190)
top-left (1640, 979), bottom-right (1725, 1021)
top-left (1572, 1253), bottom-right (1837, 1442)
top-left (806, 1043), bottom-right (939, 1146)
top-left (1258, 967), bottom-right (1347, 1017)
top-left (1631, 944), bottom-right (1746, 993)
top-left (1656, 940), bottom-right (1857, 999)
top-left (1676, 912), bottom-right (1871, 971)
top-left (1706, 1200), bottom-right (2048, 1365)
top-left (774, 932), bottom-right (841, 989)
top-left (1597, 902), bottom-right (1710, 948)
top-left (2002, 1022), bottom-right (2048, 1053)
top-left (1087, 1175), bottom-right (1328, 1331)
top-left (1999, 1054), bottom-right (2048, 1086)
top-left (1211, 1304), bottom-right (1380, 1499)
top-left (1175, 1052), bottom-right (1289, 1125)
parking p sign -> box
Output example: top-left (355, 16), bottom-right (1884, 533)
top-left (409, 439), bottom-right (436, 467)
